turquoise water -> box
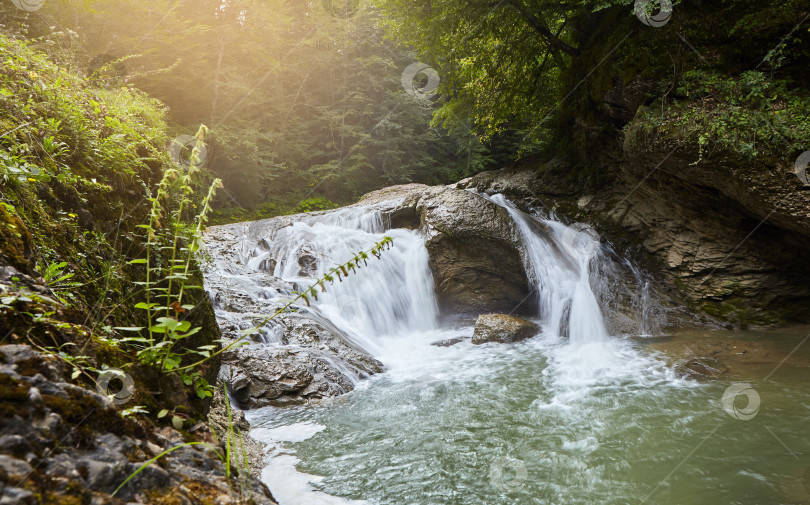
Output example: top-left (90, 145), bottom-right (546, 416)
top-left (249, 328), bottom-right (810, 505)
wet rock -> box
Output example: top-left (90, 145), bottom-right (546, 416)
top-left (471, 314), bottom-right (541, 345)
top-left (430, 337), bottom-right (469, 347)
top-left (278, 312), bottom-right (383, 376)
top-left (201, 229), bottom-right (384, 410)
top-left (259, 257), bottom-right (277, 272)
top-left (675, 358), bottom-right (729, 380)
top-left (297, 253), bottom-right (318, 276)
top-left (223, 345), bottom-right (355, 409)
top-left (399, 187), bottom-right (532, 316)
top-left (461, 140), bottom-right (810, 326)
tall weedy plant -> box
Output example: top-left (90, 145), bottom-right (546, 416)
top-left (121, 125), bottom-right (223, 399)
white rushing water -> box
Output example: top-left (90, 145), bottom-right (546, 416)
top-left (224, 195), bottom-right (670, 505)
top-left (244, 205), bottom-right (439, 354)
top-left (487, 194), bottom-right (608, 344)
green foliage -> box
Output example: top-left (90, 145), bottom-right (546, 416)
top-left (373, 0), bottom-right (626, 141)
top-left (0, 33), bottom-right (179, 348)
top-left (635, 70), bottom-right (810, 162)
top-left (295, 197), bottom-right (338, 214)
top-left (9, 0), bottom-right (497, 218)
top-left (121, 125), bottom-right (222, 400)
top-left (37, 260), bottom-right (83, 305)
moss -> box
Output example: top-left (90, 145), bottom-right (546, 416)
top-left (14, 356), bottom-right (60, 380)
top-left (143, 488), bottom-right (186, 505)
top-left (0, 373), bottom-right (31, 419)
top-left (0, 204), bottom-right (33, 273)
top-left (41, 387), bottom-right (147, 448)
top-left (34, 490), bottom-right (88, 505)
top-left (700, 298), bottom-right (782, 328)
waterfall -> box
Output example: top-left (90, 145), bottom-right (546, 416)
top-left (215, 192), bottom-right (659, 356)
top-left (243, 205), bottom-right (439, 352)
top-left (487, 194), bottom-right (609, 344)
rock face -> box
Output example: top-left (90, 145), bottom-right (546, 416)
top-left (0, 344), bottom-right (276, 504)
top-left (459, 150), bottom-right (810, 327)
top-left (393, 187), bottom-right (532, 317)
top-left (224, 345), bottom-right (364, 409)
top-left (203, 225), bottom-right (383, 410)
top-left (471, 314), bottom-right (541, 344)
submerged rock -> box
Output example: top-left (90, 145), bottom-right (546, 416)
top-left (471, 314), bottom-right (541, 344)
top-left (675, 357), bottom-right (729, 380)
top-left (430, 336), bottom-right (470, 347)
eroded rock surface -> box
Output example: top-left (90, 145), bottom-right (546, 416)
top-left (223, 346), bottom-right (357, 409)
top-left (203, 225), bottom-right (383, 409)
top-left (458, 127), bottom-right (810, 327)
top-left (471, 314), bottom-right (541, 344)
top-left (393, 187), bottom-right (532, 317)
top-left (0, 344), bottom-right (276, 505)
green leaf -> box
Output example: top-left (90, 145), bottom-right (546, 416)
top-left (163, 355), bottom-right (181, 370)
top-left (115, 326), bottom-right (145, 332)
top-left (154, 317), bottom-right (181, 332)
top-left (171, 415), bottom-right (184, 430)
top-left (157, 409), bottom-right (169, 419)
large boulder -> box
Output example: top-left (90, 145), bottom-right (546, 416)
top-left (392, 187), bottom-right (532, 317)
top-left (471, 314), bottom-right (541, 344)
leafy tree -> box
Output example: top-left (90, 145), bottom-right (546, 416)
top-left (2, 0), bottom-right (496, 215)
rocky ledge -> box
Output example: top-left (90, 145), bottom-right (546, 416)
top-left (456, 145), bottom-right (810, 327)
top-left (0, 343), bottom-right (276, 505)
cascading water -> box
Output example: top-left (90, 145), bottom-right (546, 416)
top-left (487, 194), bottom-right (609, 344)
top-left (242, 205), bottom-right (438, 353)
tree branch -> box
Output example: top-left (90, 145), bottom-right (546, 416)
top-left (500, 0), bottom-right (580, 56)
